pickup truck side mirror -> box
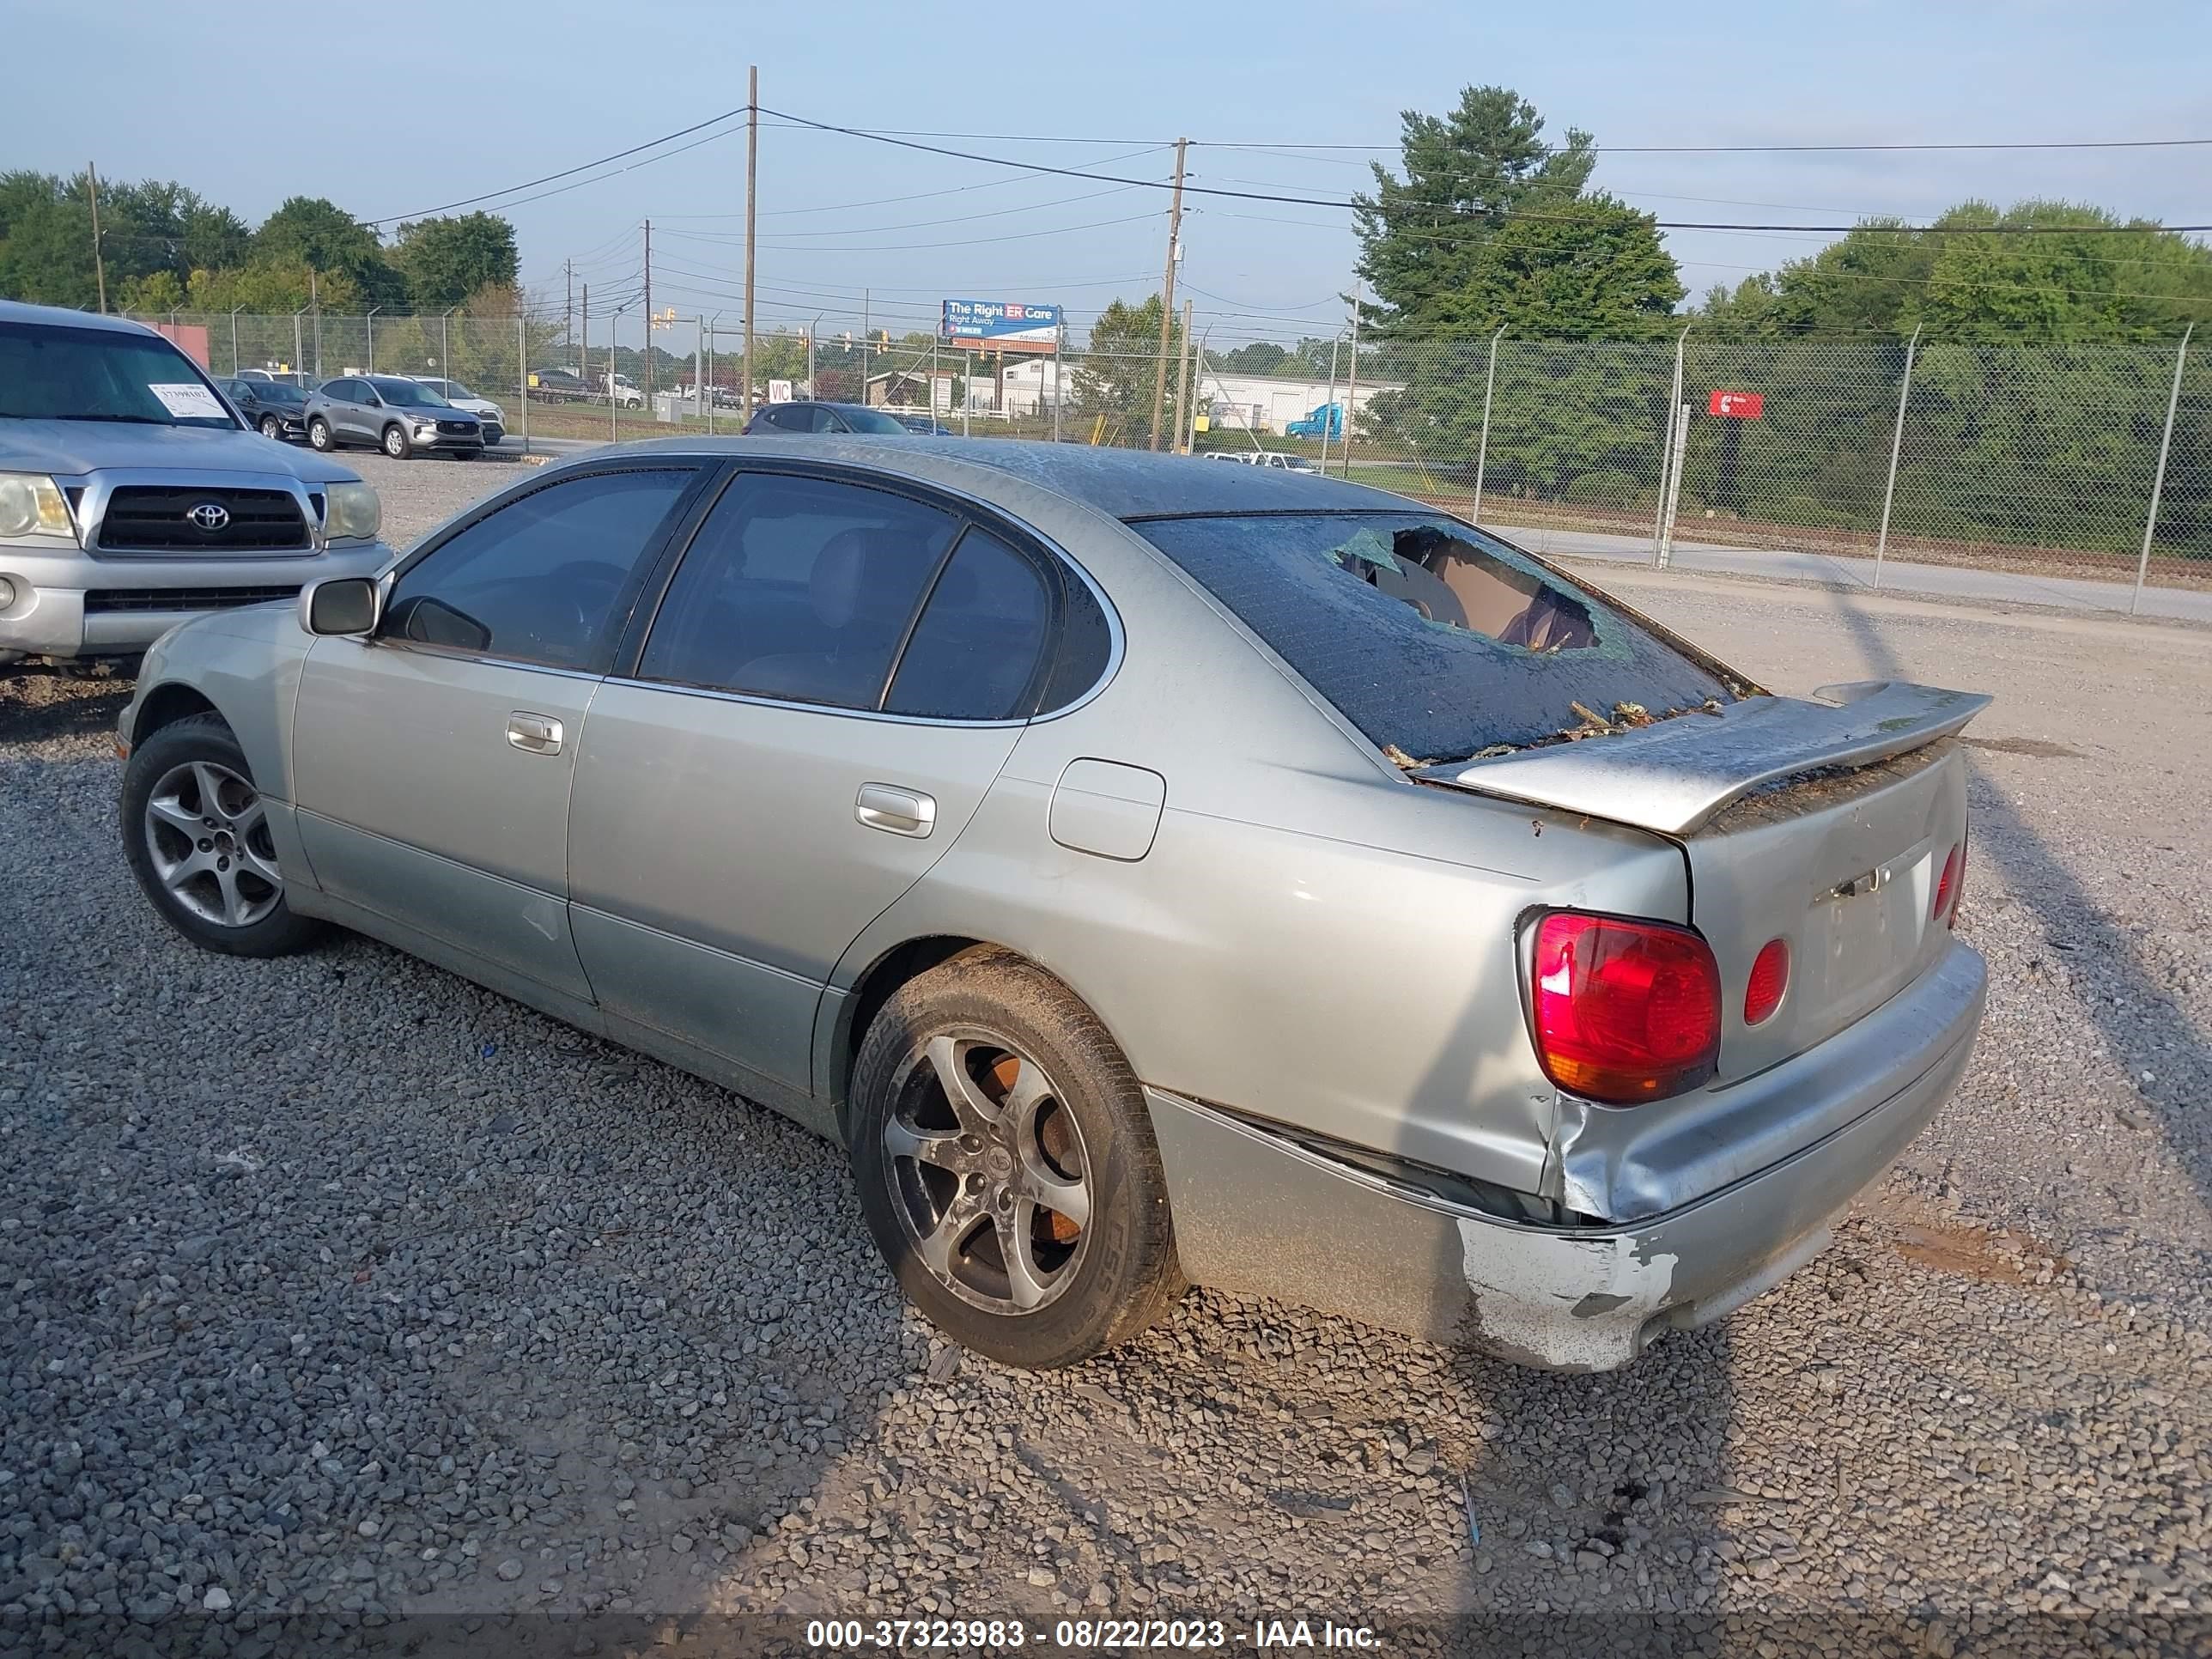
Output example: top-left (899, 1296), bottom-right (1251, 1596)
top-left (302, 576), bottom-right (380, 637)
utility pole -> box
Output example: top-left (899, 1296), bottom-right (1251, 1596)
top-left (743, 64), bottom-right (758, 422)
top-left (861, 289), bottom-right (871, 404)
top-left (580, 283), bottom-right (589, 392)
top-left (309, 267), bottom-right (321, 378)
top-left (1148, 137), bottom-right (1188, 451)
top-left (641, 219), bottom-right (653, 404)
top-left (86, 162), bottom-right (108, 313)
top-left (565, 259), bottom-right (574, 370)
top-left (1172, 298), bottom-right (1194, 453)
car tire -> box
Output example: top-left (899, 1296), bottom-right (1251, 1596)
top-left (307, 416), bottom-right (335, 452)
top-left (848, 948), bottom-right (1184, 1369)
top-left (120, 713), bottom-right (325, 959)
top-left (382, 423), bottom-right (411, 459)
top-left (258, 414), bottom-right (284, 441)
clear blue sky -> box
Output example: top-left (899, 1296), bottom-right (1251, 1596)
top-left (8, 0), bottom-right (2208, 348)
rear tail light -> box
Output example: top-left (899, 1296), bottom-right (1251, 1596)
top-left (1530, 912), bottom-right (1723, 1104)
top-left (1947, 825), bottom-right (1969, 928)
top-left (1744, 938), bottom-right (1790, 1026)
top-left (1933, 840), bottom-right (1963, 926)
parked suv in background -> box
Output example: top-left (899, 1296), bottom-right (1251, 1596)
top-left (0, 301), bottom-right (389, 667)
top-left (222, 377), bottom-right (310, 442)
top-left (410, 377), bottom-right (507, 445)
top-left (305, 375), bottom-right (485, 459)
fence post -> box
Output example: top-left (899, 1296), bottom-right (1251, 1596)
top-left (228, 309), bottom-right (240, 375)
top-left (441, 313), bottom-right (450, 385)
top-left (517, 314), bottom-right (529, 456)
top-left (1052, 325), bottom-right (1064, 444)
top-left (2132, 322), bottom-right (2193, 617)
top-left (1872, 323), bottom-right (1922, 591)
top-left (292, 311), bottom-right (303, 376)
top-left (1652, 325), bottom-right (1689, 563)
top-left (1656, 401), bottom-right (1691, 568)
top-left (1472, 325), bottom-right (1505, 524)
top-left (1340, 281), bottom-right (1361, 477)
top-left (365, 307), bottom-right (379, 374)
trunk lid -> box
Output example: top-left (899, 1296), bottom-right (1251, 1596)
top-left (1421, 680), bottom-right (1987, 1081)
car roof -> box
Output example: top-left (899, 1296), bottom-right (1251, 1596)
top-left (0, 299), bottom-right (167, 337)
top-left (586, 434), bottom-right (1412, 520)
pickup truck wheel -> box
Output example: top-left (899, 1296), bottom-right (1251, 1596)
top-left (307, 416), bottom-right (334, 451)
top-left (382, 423), bottom-right (411, 459)
top-left (258, 415), bottom-right (284, 441)
top-left (848, 950), bottom-right (1184, 1369)
top-left (120, 714), bottom-right (324, 958)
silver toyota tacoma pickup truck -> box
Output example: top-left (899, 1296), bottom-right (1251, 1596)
top-left (0, 301), bottom-right (390, 668)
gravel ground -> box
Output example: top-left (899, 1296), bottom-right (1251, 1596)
top-left (3, 498), bottom-right (2209, 1656)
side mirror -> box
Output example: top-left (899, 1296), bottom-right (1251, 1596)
top-left (302, 576), bottom-right (380, 637)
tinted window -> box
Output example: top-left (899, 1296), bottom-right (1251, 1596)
top-left (763, 404), bottom-right (807, 432)
top-left (1037, 568), bottom-right (1114, 714)
top-left (1131, 514), bottom-right (1739, 763)
top-left (838, 405), bottom-right (912, 434)
top-left (884, 529), bottom-right (1049, 720)
top-left (384, 467), bottom-right (695, 672)
top-left (637, 473), bottom-right (959, 708)
top-left (325, 380), bottom-right (360, 402)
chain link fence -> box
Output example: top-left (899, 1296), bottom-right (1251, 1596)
top-left (130, 312), bottom-right (2206, 597)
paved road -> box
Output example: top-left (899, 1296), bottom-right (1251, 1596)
top-left (1494, 521), bottom-right (2212, 625)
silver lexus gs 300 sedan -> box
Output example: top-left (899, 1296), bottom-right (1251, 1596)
top-left (115, 440), bottom-right (1989, 1372)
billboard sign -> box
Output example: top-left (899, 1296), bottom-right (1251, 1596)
top-left (1708, 390), bottom-right (1763, 418)
top-left (941, 299), bottom-right (1061, 354)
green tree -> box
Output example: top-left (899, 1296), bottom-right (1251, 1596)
top-left (1073, 294), bottom-right (1186, 439)
top-left (1215, 341), bottom-right (1288, 374)
top-left (392, 212), bottom-right (520, 309)
top-left (1354, 85), bottom-right (1627, 340)
top-left (254, 197), bottom-right (398, 302)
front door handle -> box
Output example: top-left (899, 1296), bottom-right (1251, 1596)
top-left (855, 783), bottom-right (935, 838)
top-left (507, 712), bottom-right (564, 755)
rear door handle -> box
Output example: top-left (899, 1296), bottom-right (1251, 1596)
top-left (507, 712), bottom-right (563, 755)
top-left (855, 783), bottom-right (935, 838)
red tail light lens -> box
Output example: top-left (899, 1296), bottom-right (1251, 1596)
top-left (1946, 825), bottom-right (1969, 929)
top-left (1932, 841), bottom-right (1962, 925)
top-left (1530, 912), bottom-right (1723, 1104)
top-left (1744, 938), bottom-right (1790, 1026)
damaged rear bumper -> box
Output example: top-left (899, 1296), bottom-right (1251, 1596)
top-left (1145, 944), bottom-right (1984, 1370)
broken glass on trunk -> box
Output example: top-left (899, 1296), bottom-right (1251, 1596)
top-left (1128, 512), bottom-right (1748, 763)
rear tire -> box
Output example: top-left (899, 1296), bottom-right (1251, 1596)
top-left (307, 416), bottom-right (334, 452)
top-left (382, 423), bottom-right (411, 459)
top-left (848, 949), bottom-right (1183, 1369)
top-left (120, 713), bottom-right (324, 958)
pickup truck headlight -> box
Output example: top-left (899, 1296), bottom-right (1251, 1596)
top-left (0, 473), bottom-right (76, 543)
top-left (325, 481), bottom-right (381, 542)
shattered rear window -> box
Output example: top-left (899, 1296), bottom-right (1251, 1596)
top-left (1130, 513), bottom-right (1739, 763)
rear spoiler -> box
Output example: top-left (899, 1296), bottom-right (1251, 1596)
top-left (1415, 680), bottom-right (1992, 836)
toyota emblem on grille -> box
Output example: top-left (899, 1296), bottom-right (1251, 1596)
top-left (187, 502), bottom-right (230, 532)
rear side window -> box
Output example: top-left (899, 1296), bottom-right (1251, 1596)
top-left (637, 473), bottom-right (961, 708)
top-left (884, 529), bottom-right (1049, 720)
top-left (1131, 514), bottom-right (1740, 763)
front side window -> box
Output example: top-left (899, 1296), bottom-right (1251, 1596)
top-left (837, 405), bottom-right (911, 434)
top-left (1131, 513), bottom-right (1743, 763)
top-left (383, 467), bottom-right (696, 672)
top-left (0, 321), bottom-right (238, 428)
top-left (637, 473), bottom-right (960, 708)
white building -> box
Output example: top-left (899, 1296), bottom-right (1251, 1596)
top-left (998, 356), bottom-right (1077, 416)
top-left (1194, 368), bottom-right (1400, 436)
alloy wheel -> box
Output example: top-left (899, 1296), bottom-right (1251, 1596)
top-left (882, 1032), bottom-right (1092, 1316)
top-left (142, 760), bottom-right (283, 928)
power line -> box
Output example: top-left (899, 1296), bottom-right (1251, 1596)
top-left (757, 106), bottom-right (2212, 234)
top-left (361, 109), bottom-right (748, 227)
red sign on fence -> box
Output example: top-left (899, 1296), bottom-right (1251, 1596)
top-left (1709, 390), bottom-right (1763, 418)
